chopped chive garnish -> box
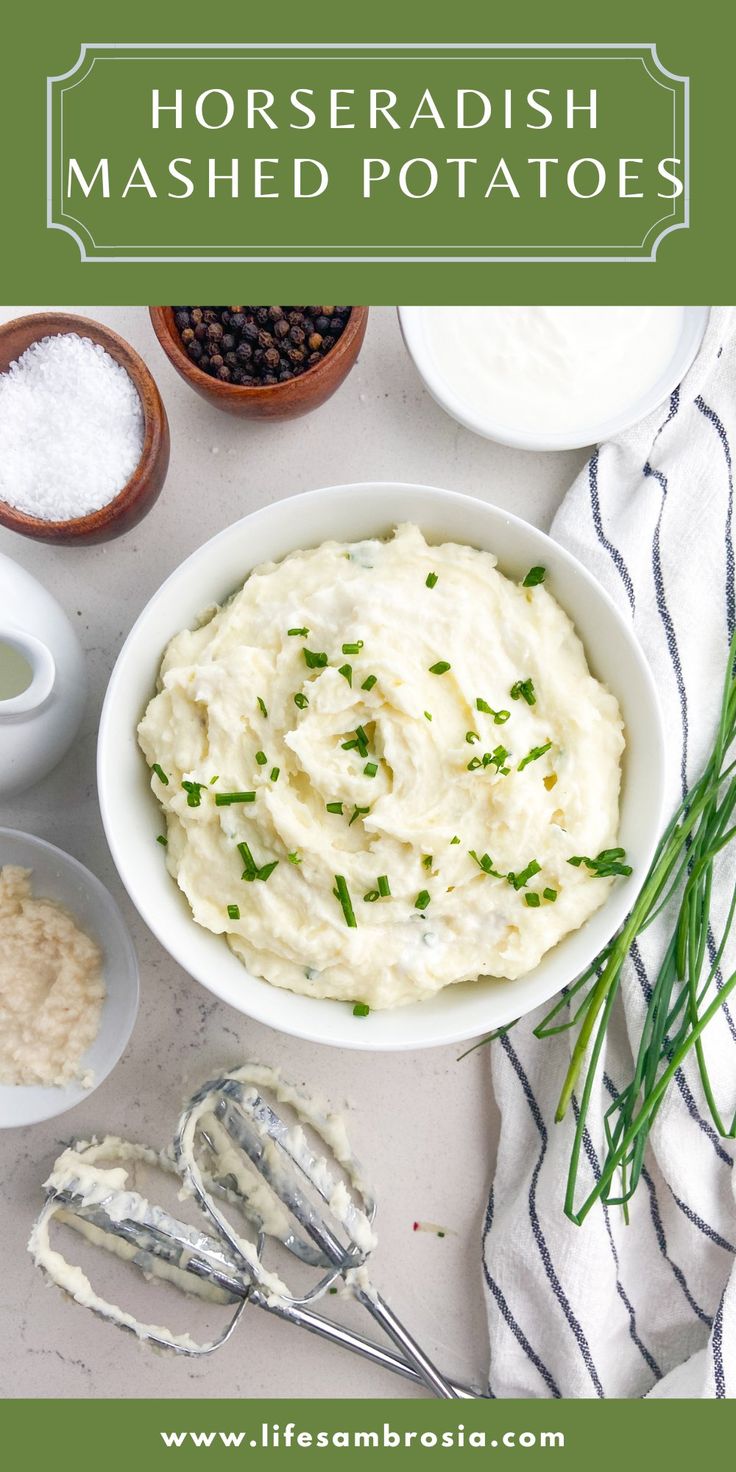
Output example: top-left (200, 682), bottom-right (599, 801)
top-left (450, 835), bottom-right (460, 845)
top-left (353, 1002), bottom-right (370, 1017)
top-left (484, 746), bottom-right (510, 774)
top-left (466, 731), bottom-right (480, 744)
top-left (415, 889), bottom-right (431, 910)
top-left (182, 780), bottom-right (205, 807)
top-left (257, 860), bottom-right (279, 882)
top-left (326, 801), bottom-right (344, 814)
top-left (469, 850), bottom-right (504, 878)
top-left (364, 890), bottom-right (380, 902)
top-left (508, 859), bottom-right (542, 891)
top-left (476, 698), bottom-right (510, 724)
top-left (257, 696), bottom-right (268, 717)
top-left (510, 678), bottom-right (536, 706)
top-left (426, 571), bottom-right (438, 588)
top-left (523, 566), bottom-right (547, 587)
top-left (342, 739), bottom-right (359, 751)
top-left (288, 627), bottom-right (309, 637)
top-left (294, 692), bottom-right (309, 709)
top-left (568, 848), bottom-right (632, 877)
top-left (424, 710), bottom-right (433, 721)
top-left (304, 648), bottom-right (328, 669)
top-left (361, 674), bottom-right (377, 692)
top-left (467, 756), bottom-right (482, 770)
top-left (364, 761), bottom-right (378, 778)
top-left (377, 875), bottom-right (391, 897)
top-left (429, 661), bottom-right (451, 675)
top-left (156, 834), bottom-right (168, 846)
top-left (422, 854), bottom-right (433, 870)
top-left (543, 887), bottom-right (558, 902)
top-left (270, 767), bottom-right (280, 782)
top-left (216, 791), bottom-right (256, 806)
top-left (338, 664), bottom-right (353, 685)
top-left (255, 751), bottom-right (267, 765)
top-left (356, 724), bottom-right (369, 748)
top-left (238, 841), bottom-right (258, 881)
top-left (349, 805), bottom-right (370, 827)
top-left (287, 851), bottom-right (302, 865)
top-left (334, 874), bottom-right (357, 927)
top-left (342, 641), bottom-right (364, 655)
top-left (518, 741), bottom-right (552, 771)
top-left (227, 904), bottom-right (240, 920)
top-left (210, 775), bottom-right (219, 785)
top-left (152, 763), bottom-right (169, 785)
top-left (524, 892), bottom-right (541, 907)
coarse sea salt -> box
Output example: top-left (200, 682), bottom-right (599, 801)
top-left (0, 332), bottom-right (145, 522)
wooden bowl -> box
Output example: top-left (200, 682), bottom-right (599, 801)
top-left (149, 306), bottom-right (369, 419)
top-left (0, 313), bottom-right (170, 546)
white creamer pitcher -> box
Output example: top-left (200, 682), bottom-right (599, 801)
top-left (0, 552), bottom-right (87, 796)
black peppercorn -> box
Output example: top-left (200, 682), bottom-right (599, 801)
top-left (172, 304), bottom-right (355, 384)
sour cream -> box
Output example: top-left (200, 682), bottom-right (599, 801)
top-left (138, 525), bottom-right (624, 1010)
top-left (412, 305), bottom-right (687, 446)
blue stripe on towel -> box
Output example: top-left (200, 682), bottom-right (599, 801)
top-left (640, 1166), bottom-right (713, 1327)
top-left (695, 395), bottom-right (735, 640)
top-left (482, 1191), bottom-right (562, 1398)
top-left (587, 451), bottom-right (636, 613)
top-left (668, 1188), bottom-right (736, 1255)
top-left (501, 1035), bottom-right (605, 1396)
top-left (712, 1291), bottom-right (727, 1397)
top-left (572, 1097), bottom-right (662, 1383)
top-left (643, 460), bottom-right (690, 795)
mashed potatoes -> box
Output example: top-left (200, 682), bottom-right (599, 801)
top-left (138, 525), bottom-right (624, 1009)
top-left (0, 866), bottom-right (105, 1085)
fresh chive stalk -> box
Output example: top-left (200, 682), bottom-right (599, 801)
top-left (334, 875), bottom-right (357, 927)
top-left (465, 625), bottom-right (736, 1227)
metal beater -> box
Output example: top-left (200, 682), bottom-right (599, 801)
top-left (29, 1064), bottom-right (483, 1399)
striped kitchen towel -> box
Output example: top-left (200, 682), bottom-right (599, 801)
top-left (483, 306), bottom-right (736, 1399)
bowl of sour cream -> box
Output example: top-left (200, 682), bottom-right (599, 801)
top-left (398, 306), bottom-right (709, 451)
top-left (98, 483), bottom-right (665, 1052)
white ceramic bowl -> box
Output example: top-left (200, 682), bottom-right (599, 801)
top-left (98, 483), bottom-right (665, 1051)
top-left (398, 306), bottom-right (710, 451)
top-left (0, 829), bottom-right (139, 1126)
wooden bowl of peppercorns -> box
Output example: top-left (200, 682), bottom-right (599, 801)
top-left (149, 306), bottom-right (368, 420)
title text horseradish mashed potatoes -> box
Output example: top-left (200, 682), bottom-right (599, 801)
top-left (138, 525), bottom-right (625, 1009)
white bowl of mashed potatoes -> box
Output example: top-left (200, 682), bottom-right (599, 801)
top-left (99, 484), bottom-right (665, 1051)
top-left (0, 829), bottom-right (139, 1126)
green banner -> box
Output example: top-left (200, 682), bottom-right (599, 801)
top-left (47, 43), bottom-right (687, 265)
top-left (2, 1397), bottom-right (736, 1468)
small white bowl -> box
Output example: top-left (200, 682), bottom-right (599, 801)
top-left (98, 483), bottom-right (665, 1052)
top-left (398, 306), bottom-right (710, 451)
top-left (0, 829), bottom-right (139, 1127)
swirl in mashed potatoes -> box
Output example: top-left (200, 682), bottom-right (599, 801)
top-left (138, 524), bottom-right (624, 1010)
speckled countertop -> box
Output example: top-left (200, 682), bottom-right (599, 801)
top-left (0, 305), bottom-right (587, 1398)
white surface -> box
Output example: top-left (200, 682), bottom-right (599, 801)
top-left (100, 481), bottom-right (663, 1051)
top-left (0, 829), bottom-right (139, 1126)
top-left (399, 305), bottom-right (709, 449)
top-left (0, 305), bottom-right (587, 1400)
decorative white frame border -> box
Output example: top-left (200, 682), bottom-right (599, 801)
top-left (46, 41), bottom-right (689, 264)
